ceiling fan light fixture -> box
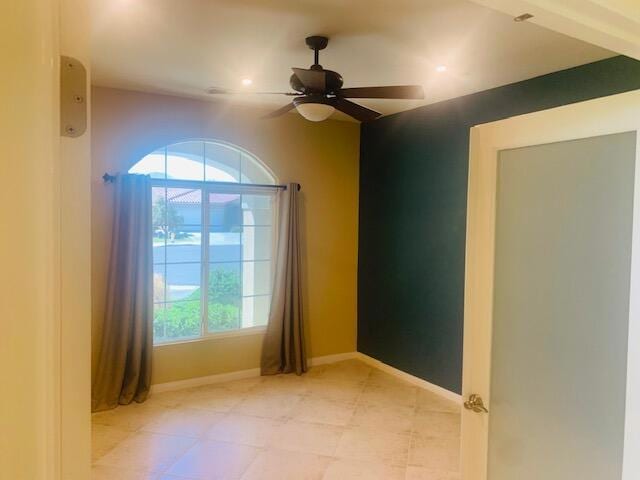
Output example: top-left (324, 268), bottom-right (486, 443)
top-left (294, 97), bottom-right (335, 122)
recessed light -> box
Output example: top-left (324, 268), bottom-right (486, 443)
top-left (435, 65), bottom-right (447, 73)
top-left (241, 78), bottom-right (253, 86)
top-left (514, 13), bottom-right (534, 22)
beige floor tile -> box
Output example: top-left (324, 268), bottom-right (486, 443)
top-left (92, 403), bottom-right (172, 432)
top-left (291, 397), bottom-right (357, 426)
top-left (335, 426), bottom-right (411, 466)
top-left (181, 385), bottom-right (247, 412)
top-left (241, 449), bottom-right (331, 480)
top-left (270, 420), bottom-right (344, 456)
top-left (322, 458), bottom-right (405, 480)
top-left (416, 391), bottom-right (461, 414)
top-left (409, 435), bottom-right (460, 472)
top-left (91, 359), bottom-right (463, 479)
top-left (223, 376), bottom-right (265, 393)
top-left (91, 465), bottom-right (160, 479)
top-left (206, 413), bottom-right (282, 447)
top-left (94, 431), bottom-right (196, 473)
top-left (141, 407), bottom-right (224, 438)
top-left (360, 384), bottom-right (418, 408)
top-left (254, 374), bottom-right (310, 395)
top-left (304, 378), bottom-right (364, 403)
top-left (368, 369), bottom-right (415, 388)
top-left (349, 403), bottom-right (416, 434)
top-left (317, 360), bottom-right (372, 383)
top-left (405, 466), bottom-right (461, 480)
top-left (413, 411), bottom-right (460, 438)
top-left (146, 389), bottom-right (194, 408)
top-left (304, 364), bottom-right (328, 378)
top-left (165, 440), bottom-right (259, 479)
top-left (92, 423), bottom-right (132, 462)
top-left (232, 393), bottom-right (302, 419)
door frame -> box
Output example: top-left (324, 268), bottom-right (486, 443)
top-left (461, 89), bottom-right (640, 480)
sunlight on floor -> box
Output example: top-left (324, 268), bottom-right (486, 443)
top-left (91, 359), bottom-right (461, 479)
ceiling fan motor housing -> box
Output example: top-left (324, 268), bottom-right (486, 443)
top-left (289, 70), bottom-right (343, 94)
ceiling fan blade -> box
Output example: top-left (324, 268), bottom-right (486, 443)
top-left (262, 102), bottom-right (296, 119)
top-left (338, 85), bottom-right (424, 99)
top-left (331, 98), bottom-right (381, 123)
top-left (207, 87), bottom-right (297, 96)
top-left (292, 68), bottom-right (326, 92)
top-left (206, 87), bottom-right (232, 94)
top-left (250, 92), bottom-right (299, 96)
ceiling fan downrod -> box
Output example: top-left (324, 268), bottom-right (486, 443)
top-left (306, 35), bottom-right (328, 69)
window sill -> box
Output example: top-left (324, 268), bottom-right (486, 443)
top-left (153, 325), bottom-right (267, 348)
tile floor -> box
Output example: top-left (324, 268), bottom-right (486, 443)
top-left (92, 359), bottom-right (461, 479)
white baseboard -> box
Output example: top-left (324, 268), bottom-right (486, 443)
top-left (151, 351), bottom-right (359, 394)
top-left (308, 351), bottom-right (358, 366)
top-left (151, 350), bottom-right (461, 406)
top-left (355, 352), bottom-right (463, 404)
top-left (151, 367), bottom-right (261, 394)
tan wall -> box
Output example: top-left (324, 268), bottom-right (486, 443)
top-left (1, 1), bottom-right (59, 475)
top-left (92, 86), bottom-right (360, 385)
top-left (60, 0), bottom-right (92, 477)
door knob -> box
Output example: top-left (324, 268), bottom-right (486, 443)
top-left (464, 394), bottom-right (488, 413)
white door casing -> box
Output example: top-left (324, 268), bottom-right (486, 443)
top-left (461, 89), bottom-right (640, 479)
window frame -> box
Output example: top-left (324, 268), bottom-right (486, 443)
top-left (135, 139), bottom-right (279, 346)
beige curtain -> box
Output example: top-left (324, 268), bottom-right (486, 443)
top-left (261, 183), bottom-right (306, 375)
top-left (92, 174), bottom-right (153, 412)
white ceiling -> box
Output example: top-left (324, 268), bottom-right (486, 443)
top-left (91, 0), bottom-right (614, 121)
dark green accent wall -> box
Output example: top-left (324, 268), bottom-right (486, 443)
top-left (357, 56), bottom-right (640, 394)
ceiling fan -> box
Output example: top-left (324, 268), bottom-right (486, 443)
top-left (208, 35), bottom-right (425, 123)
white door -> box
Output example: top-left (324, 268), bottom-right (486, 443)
top-left (461, 90), bottom-right (640, 480)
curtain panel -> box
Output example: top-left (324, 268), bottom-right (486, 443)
top-left (92, 174), bottom-right (153, 412)
top-left (261, 183), bottom-right (306, 375)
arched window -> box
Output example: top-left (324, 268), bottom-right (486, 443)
top-left (129, 140), bottom-right (277, 344)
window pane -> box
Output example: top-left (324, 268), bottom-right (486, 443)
top-left (154, 301), bottom-right (201, 342)
top-left (241, 153), bottom-right (275, 184)
top-left (242, 295), bottom-right (271, 327)
top-left (205, 142), bottom-right (240, 183)
top-left (153, 303), bottom-right (167, 339)
top-left (242, 194), bottom-right (272, 210)
top-left (152, 187), bottom-right (167, 227)
top-left (208, 299), bottom-right (241, 332)
top-left (208, 262), bottom-right (241, 332)
top-left (153, 264), bottom-right (166, 303)
top-left (167, 187), bottom-right (202, 226)
top-left (153, 238), bottom-right (166, 264)
top-left (242, 194), bottom-right (273, 226)
top-left (166, 228), bottom-right (201, 264)
top-left (209, 232), bottom-right (241, 263)
top-left (166, 142), bottom-right (205, 181)
top-left (243, 260), bottom-right (272, 296)
top-left (130, 148), bottom-right (166, 179)
top-left (166, 263), bottom-right (201, 301)
top-left (209, 193), bottom-right (241, 228)
top-left (242, 227), bottom-right (272, 261)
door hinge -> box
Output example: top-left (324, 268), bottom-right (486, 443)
top-left (60, 56), bottom-right (87, 137)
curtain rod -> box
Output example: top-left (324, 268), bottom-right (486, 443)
top-left (102, 173), bottom-right (300, 191)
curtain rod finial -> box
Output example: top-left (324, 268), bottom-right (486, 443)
top-left (103, 173), bottom-right (116, 183)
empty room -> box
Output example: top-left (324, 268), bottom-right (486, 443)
top-left (4, 1), bottom-right (640, 479)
